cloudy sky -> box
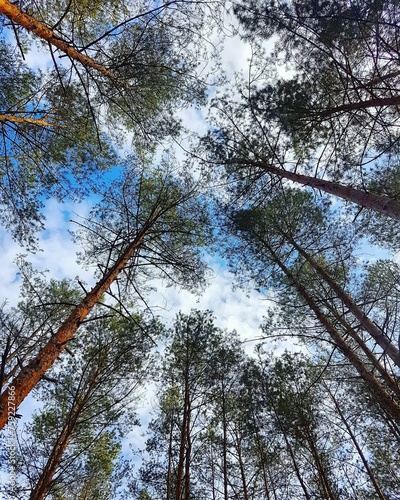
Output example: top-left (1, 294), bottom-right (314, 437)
top-left (0, 6), bottom-right (296, 485)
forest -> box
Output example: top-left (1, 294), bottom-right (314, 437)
top-left (0, 0), bottom-right (400, 498)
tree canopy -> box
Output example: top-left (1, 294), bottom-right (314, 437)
top-left (1, 0), bottom-right (400, 498)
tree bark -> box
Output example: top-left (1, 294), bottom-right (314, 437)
top-left (291, 241), bottom-right (400, 367)
top-left (324, 306), bottom-right (400, 398)
top-left (0, 0), bottom-right (122, 83)
top-left (30, 365), bottom-right (102, 500)
top-left (176, 341), bottom-right (190, 500)
top-left (0, 114), bottom-right (60, 127)
top-left (324, 384), bottom-right (386, 500)
top-left (0, 217), bottom-right (156, 430)
top-left (265, 242), bottom-right (400, 423)
top-left (234, 159), bottom-right (400, 220)
top-left (318, 96), bottom-right (400, 117)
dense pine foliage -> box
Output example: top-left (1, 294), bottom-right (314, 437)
top-left (0, 1), bottom-right (400, 498)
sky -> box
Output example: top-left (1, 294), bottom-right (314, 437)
top-left (0, 4), bottom-right (298, 491)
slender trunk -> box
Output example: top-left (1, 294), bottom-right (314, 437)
top-left (266, 243), bottom-right (400, 423)
top-left (221, 384), bottom-right (229, 500)
top-left (30, 365), bottom-right (102, 500)
top-left (269, 401), bottom-right (311, 500)
top-left (0, 114), bottom-right (59, 127)
top-left (327, 307), bottom-right (400, 398)
top-left (166, 415), bottom-right (174, 500)
top-left (30, 419), bottom-right (75, 500)
top-left (300, 417), bottom-right (337, 500)
top-left (234, 160), bottom-right (400, 220)
top-left (0, 0), bottom-right (122, 83)
top-left (324, 384), bottom-right (386, 500)
top-left (291, 241), bottom-right (400, 367)
top-left (184, 400), bottom-right (191, 500)
top-left (0, 218), bottom-right (156, 430)
top-left (176, 345), bottom-right (190, 500)
top-left (235, 434), bottom-right (249, 500)
top-left (254, 429), bottom-right (271, 500)
top-left (318, 96), bottom-right (400, 116)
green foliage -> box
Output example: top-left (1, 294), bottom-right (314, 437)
top-left (75, 157), bottom-right (212, 295)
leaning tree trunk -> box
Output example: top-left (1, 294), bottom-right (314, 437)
top-left (232, 159), bottom-right (400, 220)
top-left (30, 365), bottom-right (102, 500)
top-left (290, 240), bottom-right (400, 367)
top-left (324, 384), bottom-right (386, 500)
top-left (0, 0), bottom-right (123, 83)
top-left (318, 96), bottom-right (400, 117)
top-left (0, 217), bottom-right (157, 430)
top-left (265, 242), bottom-right (400, 424)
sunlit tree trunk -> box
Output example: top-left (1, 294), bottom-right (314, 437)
top-left (0, 0), bottom-right (121, 82)
top-left (0, 114), bottom-right (59, 127)
top-left (289, 239), bottom-right (400, 366)
top-left (266, 242), bottom-right (400, 423)
top-left (0, 217), bottom-right (156, 430)
top-left (234, 159), bottom-right (400, 220)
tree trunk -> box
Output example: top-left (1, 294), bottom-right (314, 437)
top-left (221, 384), bottom-right (229, 500)
top-left (234, 159), bottom-right (400, 220)
top-left (0, 0), bottom-right (122, 83)
top-left (300, 417), bottom-right (337, 500)
top-left (318, 96), bottom-right (400, 117)
top-left (0, 114), bottom-right (59, 127)
top-left (324, 305), bottom-right (400, 398)
top-left (176, 343), bottom-right (190, 500)
top-left (265, 243), bottom-right (400, 423)
top-left (235, 434), bottom-right (249, 500)
top-left (324, 384), bottom-right (386, 500)
top-left (30, 365), bottom-right (102, 500)
top-left (270, 401), bottom-right (311, 500)
top-left (0, 217), bottom-right (156, 430)
top-left (291, 241), bottom-right (400, 367)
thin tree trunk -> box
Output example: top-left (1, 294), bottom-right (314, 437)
top-left (269, 401), bottom-right (311, 500)
top-left (291, 241), bottom-right (400, 367)
top-left (30, 419), bottom-right (75, 500)
top-left (221, 384), bottom-right (229, 500)
top-left (233, 159), bottom-right (400, 220)
top-left (253, 428), bottom-right (271, 500)
top-left (0, 0), bottom-right (122, 83)
top-left (166, 415), bottom-right (174, 500)
top-left (176, 345), bottom-right (190, 500)
top-left (235, 434), bottom-right (249, 500)
top-left (265, 243), bottom-right (400, 423)
top-left (326, 306), bottom-right (400, 398)
top-left (0, 217), bottom-right (156, 430)
top-left (300, 417), bottom-right (337, 500)
top-left (324, 384), bottom-right (386, 500)
top-left (184, 400), bottom-right (191, 500)
top-left (30, 365), bottom-right (102, 500)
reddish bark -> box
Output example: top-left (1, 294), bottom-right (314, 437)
top-left (266, 243), bottom-right (400, 423)
top-left (235, 160), bottom-right (400, 220)
top-left (0, 0), bottom-right (121, 82)
top-left (0, 114), bottom-right (59, 127)
top-left (0, 219), bottom-right (155, 430)
top-left (291, 241), bottom-right (400, 367)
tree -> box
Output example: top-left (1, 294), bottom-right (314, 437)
top-left (0, 158), bottom-right (211, 430)
top-left (203, 0), bottom-right (400, 237)
top-left (0, 39), bottom-right (117, 246)
top-left (0, 0), bottom-right (223, 245)
top-left (221, 188), bottom-right (400, 421)
top-left (232, 0), bottom-right (400, 168)
top-left (5, 313), bottom-right (158, 499)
